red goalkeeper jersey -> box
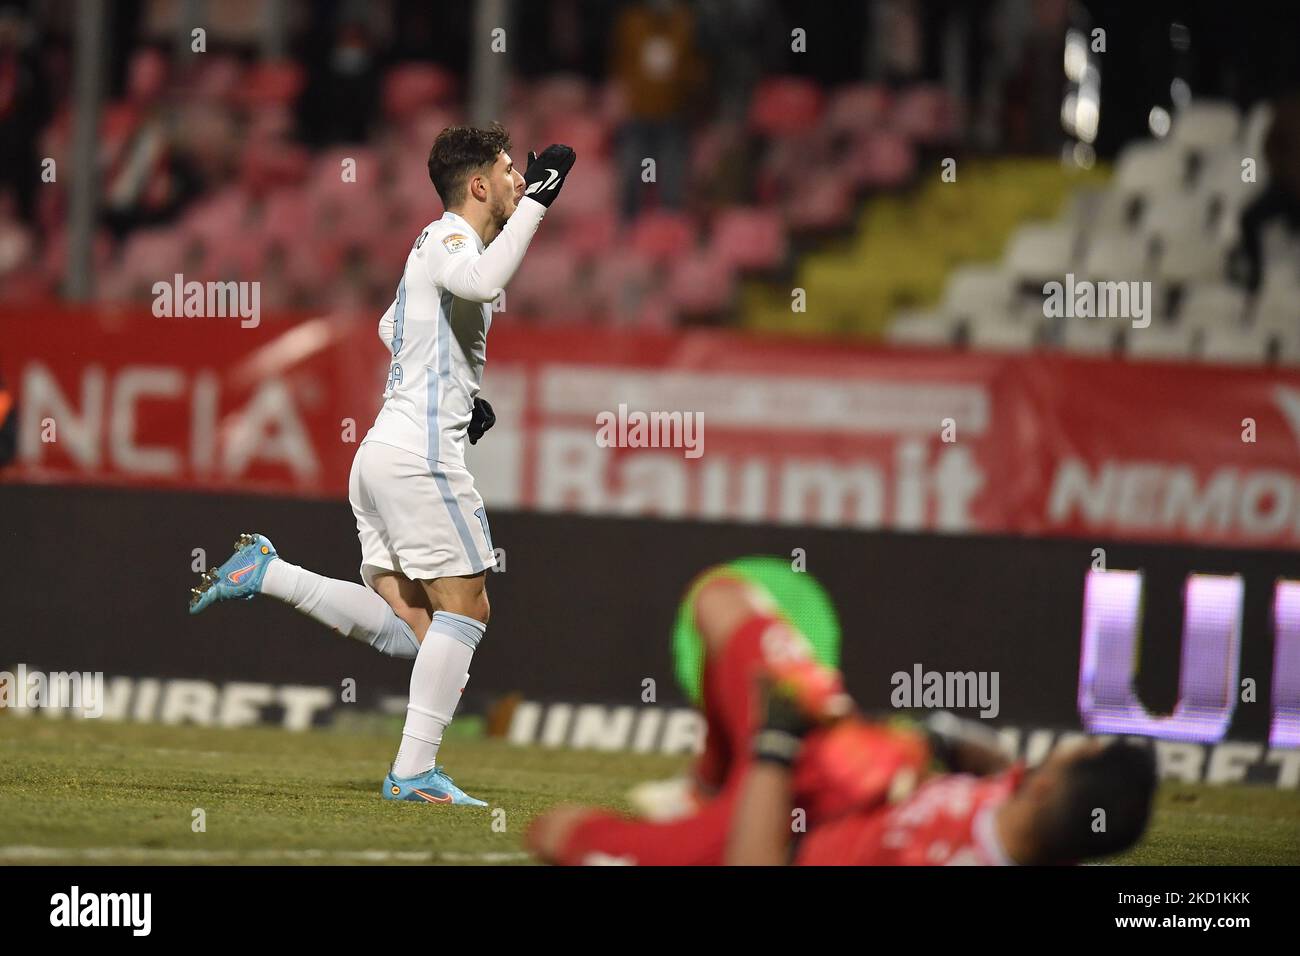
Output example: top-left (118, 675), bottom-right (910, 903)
top-left (795, 764), bottom-right (1027, 865)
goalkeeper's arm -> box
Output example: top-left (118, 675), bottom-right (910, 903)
top-left (726, 761), bottom-right (798, 866)
top-left (922, 711), bottom-right (1011, 776)
top-left (725, 681), bottom-right (819, 866)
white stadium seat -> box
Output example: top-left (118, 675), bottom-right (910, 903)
top-left (1060, 317), bottom-right (1121, 355)
top-left (887, 309), bottom-right (958, 347)
top-left (1252, 263), bottom-right (1300, 330)
top-left (1178, 283), bottom-right (1248, 326)
top-left (1241, 101), bottom-right (1275, 157)
top-left (1158, 233), bottom-right (1228, 285)
top-left (1114, 141), bottom-right (1184, 195)
top-left (1140, 193), bottom-right (1209, 242)
top-left (941, 264), bottom-right (1014, 317)
top-left (1276, 330), bottom-right (1300, 365)
top-left (1003, 223), bottom-right (1077, 282)
top-left (965, 315), bottom-right (1041, 351)
top-left (1124, 324), bottom-right (1198, 360)
top-left (1199, 324), bottom-right (1272, 364)
top-left (1194, 144), bottom-right (1266, 206)
top-left (1171, 100), bottom-right (1241, 151)
top-left (1080, 231), bottom-right (1152, 279)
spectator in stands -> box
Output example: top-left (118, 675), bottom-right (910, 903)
top-left (0, 4), bottom-right (49, 225)
top-left (100, 48), bottom-right (202, 239)
top-left (1002, 0), bottom-right (1069, 154)
top-left (610, 0), bottom-right (705, 221)
top-left (1230, 93), bottom-right (1300, 293)
top-left (696, 0), bottom-right (767, 123)
top-left (299, 18), bottom-right (381, 147)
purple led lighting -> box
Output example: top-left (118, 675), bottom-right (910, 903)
top-left (1079, 570), bottom-right (1242, 743)
top-left (1270, 580), bottom-right (1300, 748)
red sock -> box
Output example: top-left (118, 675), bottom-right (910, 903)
top-left (693, 614), bottom-right (778, 792)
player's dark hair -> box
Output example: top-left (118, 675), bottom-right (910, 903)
top-left (1037, 741), bottom-right (1157, 863)
top-left (427, 122), bottom-right (512, 208)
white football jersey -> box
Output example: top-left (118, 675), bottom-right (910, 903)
top-left (364, 199), bottom-right (545, 466)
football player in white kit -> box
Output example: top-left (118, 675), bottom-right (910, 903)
top-left (190, 124), bottom-right (576, 805)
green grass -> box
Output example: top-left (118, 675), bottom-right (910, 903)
top-left (0, 717), bottom-right (1295, 865)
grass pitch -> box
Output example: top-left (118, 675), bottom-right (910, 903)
top-left (0, 717), bottom-right (1296, 866)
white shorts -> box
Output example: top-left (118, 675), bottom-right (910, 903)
top-left (348, 440), bottom-right (497, 589)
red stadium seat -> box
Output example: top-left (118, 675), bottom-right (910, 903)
top-left (260, 189), bottom-right (313, 246)
top-left (667, 253), bottom-right (736, 314)
top-left (389, 156), bottom-right (436, 210)
top-left (239, 140), bottom-right (311, 195)
top-left (564, 210), bottom-right (620, 260)
top-left (783, 177), bottom-right (853, 232)
top-left (825, 83), bottom-right (892, 137)
top-left (597, 82), bottom-right (628, 127)
top-left (635, 291), bottom-right (677, 331)
top-left (238, 61), bottom-right (306, 108)
top-left (370, 223), bottom-right (412, 277)
top-left (244, 103), bottom-right (296, 144)
top-left (207, 229), bottom-right (271, 280)
top-left (891, 85), bottom-right (958, 143)
top-left (500, 106), bottom-right (537, 156)
top-left (528, 74), bottom-right (592, 124)
top-left (711, 207), bottom-right (787, 272)
top-left (845, 130), bottom-right (915, 188)
top-left (589, 249), bottom-right (655, 318)
top-left (121, 228), bottom-right (185, 282)
top-left (544, 158), bottom-right (613, 224)
top-left (689, 119), bottom-right (736, 181)
top-left (384, 63), bottom-right (458, 120)
top-left (508, 242), bottom-right (580, 314)
top-left (536, 113), bottom-right (608, 160)
top-left (311, 147), bottom-right (382, 188)
top-left (191, 55), bottom-right (244, 104)
top-left (179, 187), bottom-right (251, 246)
top-left (402, 106), bottom-right (464, 154)
top-left (755, 130), bottom-right (835, 202)
top-left (629, 211), bottom-right (696, 264)
top-left (748, 77), bottom-right (825, 137)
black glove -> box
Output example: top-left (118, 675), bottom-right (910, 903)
top-left (522, 144), bottom-right (577, 208)
top-left (468, 397), bottom-right (496, 445)
top-left (752, 679), bottom-right (819, 768)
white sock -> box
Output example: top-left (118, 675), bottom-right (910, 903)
top-left (260, 559), bottom-right (421, 659)
top-left (391, 611), bottom-right (485, 779)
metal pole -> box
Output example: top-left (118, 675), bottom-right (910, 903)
top-left (176, 0), bottom-right (203, 61)
top-left (469, 0), bottom-right (510, 126)
top-left (261, 0), bottom-right (287, 60)
top-left (66, 0), bottom-right (106, 301)
top-left (943, 8), bottom-right (968, 138)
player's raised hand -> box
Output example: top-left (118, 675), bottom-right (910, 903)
top-left (522, 144), bottom-right (576, 208)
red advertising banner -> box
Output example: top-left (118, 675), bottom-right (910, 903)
top-left (4, 304), bottom-right (1300, 550)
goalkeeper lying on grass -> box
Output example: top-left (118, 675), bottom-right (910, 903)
top-left (527, 568), bottom-right (1156, 865)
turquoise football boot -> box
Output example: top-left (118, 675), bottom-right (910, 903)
top-left (189, 532), bottom-right (278, 615)
top-left (383, 765), bottom-right (488, 807)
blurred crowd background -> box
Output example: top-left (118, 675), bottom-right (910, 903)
top-left (0, 0), bottom-right (1298, 357)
